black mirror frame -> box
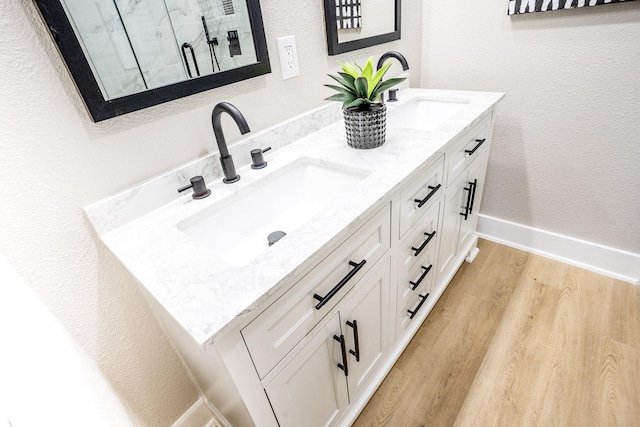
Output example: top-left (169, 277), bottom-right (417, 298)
top-left (323, 0), bottom-right (401, 56)
top-left (33, 0), bottom-right (271, 122)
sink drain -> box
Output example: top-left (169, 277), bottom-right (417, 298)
top-left (267, 231), bottom-right (287, 246)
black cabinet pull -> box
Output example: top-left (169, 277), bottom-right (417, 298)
top-left (460, 182), bottom-right (474, 220)
top-left (346, 320), bottom-right (360, 362)
top-left (333, 334), bottom-right (348, 376)
top-left (409, 265), bottom-right (432, 291)
top-left (468, 179), bottom-right (478, 214)
top-left (411, 231), bottom-right (436, 257)
top-left (414, 184), bottom-right (441, 208)
top-left (407, 293), bottom-right (430, 320)
top-left (314, 260), bottom-right (366, 310)
top-left (465, 138), bottom-right (486, 156)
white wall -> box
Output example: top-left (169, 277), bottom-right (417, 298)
top-left (422, 0), bottom-right (640, 255)
top-left (0, 256), bottom-right (132, 426)
top-left (0, 0), bottom-right (422, 424)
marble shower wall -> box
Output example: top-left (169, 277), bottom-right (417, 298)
top-left (62, 0), bottom-right (256, 99)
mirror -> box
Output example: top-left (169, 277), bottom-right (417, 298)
top-left (34, 0), bottom-right (270, 122)
top-left (323, 0), bottom-right (401, 56)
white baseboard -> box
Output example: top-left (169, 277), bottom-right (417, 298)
top-left (477, 214), bottom-right (640, 285)
top-left (172, 397), bottom-right (230, 427)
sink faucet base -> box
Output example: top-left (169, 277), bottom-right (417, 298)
top-left (220, 155), bottom-right (240, 183)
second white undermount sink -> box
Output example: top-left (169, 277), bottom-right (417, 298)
top-left (178, 157), bottom-right (370, 266)
top-left (388, 97), bottom-right (470, 131)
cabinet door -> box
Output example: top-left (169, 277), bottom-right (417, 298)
top-left (265, 313), bottom-right (349, 427)
top-left (458, 150), bottom-right (489, 252)
top-left (340, 257), bottom-right (390, 400)
top-left (436, 170), bottom-right (467, 283)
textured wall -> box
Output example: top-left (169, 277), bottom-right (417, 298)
top-left (422, 0), bottom-right (640, 254)
top-left (0, 0), bottom-right (422, 424)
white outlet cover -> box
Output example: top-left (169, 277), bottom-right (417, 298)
top-left (277, 35), bottom-right (300, 80)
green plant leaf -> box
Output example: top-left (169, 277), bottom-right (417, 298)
top-left (371, 77), bottom-right (406, 100)
top-left (344, 98), bottom-right (366, 109)
top-left (325, 93), bottom-right (355, 103)
top-left (361, 57), bottom-right (374, 86)
top-left (324, 84), bottom-right (353, 94)
top-left (354, 77), bottom-right (369, 99)
top-left (327, 73), bottom-right (354, 92)
top-left (337, 61), bottom-right (360, 79)
top-left (369, 62), bottom-right (392, 96)
top-left (337, 72), bottom-right (356, 90)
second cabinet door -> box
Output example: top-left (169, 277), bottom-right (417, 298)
top-left (340, 256), bottom-right (391, 400)
top-left (265, 312), bottom-right (349, 427)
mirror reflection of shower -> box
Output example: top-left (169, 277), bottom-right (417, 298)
top-left (60, 0), bottom-right (258, 100)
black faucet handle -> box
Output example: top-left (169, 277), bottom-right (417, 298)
top-left (178, 176), bottom-right (211, 199)
top-left (251, 146), bottom-right (271, 169)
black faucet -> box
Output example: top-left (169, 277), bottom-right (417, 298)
top-left (211, 102), bottom-right (250, 183)
top-left (376, 52), bottom-right (409, 103)
top-left (376, 51), bottom-right (410, 72)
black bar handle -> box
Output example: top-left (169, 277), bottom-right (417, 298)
top-left (408, 293), bottom-right (430, 320)
top-left (346, 320), bottom-right (360, 362)
top-left (468, 179), bottom-right (478, 214)
top-left (181, 43), bottom-right (200, 78)
top-left (333, 334), bottom-right (349, 376)
top-left (314, 260), bottom-right (366, 310)
top-left (465, 138), bottom-right (486, 156)
top-left (414, 184), bottom-right (441, 208)
top-left (409, 265), bottom-right (433, 291)
top-left (411, 231), bottom-right (436, 257)
top-left (460, 182), bottom-right (474, 220)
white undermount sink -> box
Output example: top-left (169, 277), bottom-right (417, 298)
top-left (178, 157), bottom-right (370, 266)
top-left (388, 97), bottom-right (470, 131)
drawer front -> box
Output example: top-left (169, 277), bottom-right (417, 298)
top-left (396, 245), bottom-right (436, 338)
top-left (242, 204), bottom-right (391, 379)
top-left (446, 116), bottom-right (491, 187)
top-left (396, 201), bottom-right (440, 275)
top-left (398, 156), bottom-right (444, 239)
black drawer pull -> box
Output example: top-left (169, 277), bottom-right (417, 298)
top-left (333, 334), bottom-right (348, 376)
top-left (410, 265), bottom-right (433, 291)
top-left (468, 179), bottom-right (478, 214)
top-left (465, 138), bottom-right (486, 156)
top-left (314, 259), bottom-right (366, 310)
top-left (414, 184), bottom-right (441, 208)
top-left (408, 293), bottom-right (430, 320)
top-left (411, 231), bottom-right (436, 257)
top-left (346, 320), bottom-right (360, 362)
top-left (460, 182), bottom-right (474, 220)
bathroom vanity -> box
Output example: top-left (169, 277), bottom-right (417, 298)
top-left (85, 88), bottom-right (504, 426)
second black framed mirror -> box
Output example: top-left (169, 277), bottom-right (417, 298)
top-left (323, 0), bottom-right (401, 56)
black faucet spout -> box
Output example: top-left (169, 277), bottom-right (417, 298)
top-left (211, 102), bottom-right (250, 183)
top-left (376, 51), bottom-right (410, 71)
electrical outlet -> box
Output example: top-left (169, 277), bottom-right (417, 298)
top-left (277, 35), bottom-right (300, 80)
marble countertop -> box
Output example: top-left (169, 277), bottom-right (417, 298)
top-left (85, 89), bottom-right (504, 348)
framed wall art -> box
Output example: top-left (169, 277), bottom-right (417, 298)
top-left (508, 0), bottom-right (637, 15)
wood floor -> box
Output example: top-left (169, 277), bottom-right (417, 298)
top-left (353, 239), bottom-right (640, 427)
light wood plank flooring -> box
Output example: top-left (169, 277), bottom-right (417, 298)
top-left (353, 239), bottom-right (640, 426)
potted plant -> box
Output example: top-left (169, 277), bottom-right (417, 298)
top-left (325, 57), bottom-right (405, 149)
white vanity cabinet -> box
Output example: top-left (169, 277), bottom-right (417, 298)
top-left (87, 90), bottom-right (504, 427)
top-left (436, 115), bottom-right (493, 287)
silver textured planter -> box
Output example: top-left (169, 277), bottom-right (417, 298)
top-left (343, 103), bottom-right (387, 149)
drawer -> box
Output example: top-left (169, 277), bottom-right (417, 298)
top-left (396, 245), bottom-right (436, 337)
top-left (446, 116), bottom-right (491, 187)
top-left (396, 201), bottom-right (440, 275)
top-left (242, 203), bottom-right (391, 379)
top-left (398, 156), bottom-right (444, 239)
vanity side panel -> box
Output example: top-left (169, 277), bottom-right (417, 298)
top-left (141, 290), bottom-right (255, 427)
